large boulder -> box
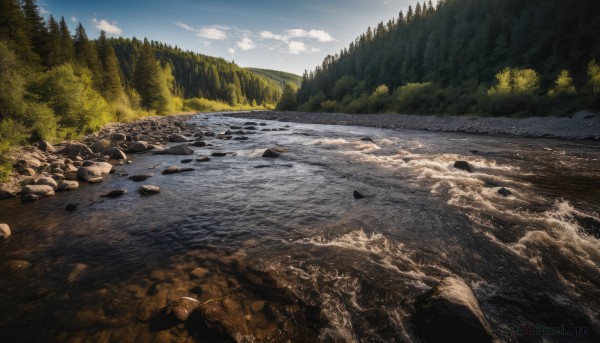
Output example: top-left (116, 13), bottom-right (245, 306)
top-left (411, 277), bottom-right (495, 343)
top-left (138, 185), bottom-right (160, 195)
top-left (77, 166), bottom-right (103, 182)
top-left (90, 139), bottom-right (111, 153)
top-left (35, 176), bottom-right (58, 189)
top-left (21, 185), bottom-right (55, 197)
top-left (166, 297), bottom-right (199, 321)
top-left (62, 143), bottom-right (94, 157)
top-left (91, 162), bottom-right (113, 174)
top-left (167, 144), bottom-right (194, 155)
top-left (38, 140), bottom-right (55, 153)
top-left (127, 141), bottom-right (148, 153)
top-left (0, 224), bottom-right (10, 239)
top-left (102, 147), bottom-right (127, 160)
top-left (57, 181), bottom-right (79, 192)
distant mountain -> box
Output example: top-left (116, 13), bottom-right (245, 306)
top-left (246, 68), bottom-right (302, 90)
top-left (296, 0), bottom-right (600, 116)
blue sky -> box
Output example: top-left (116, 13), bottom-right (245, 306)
top-left (40, 0), bottom-right (417, 75)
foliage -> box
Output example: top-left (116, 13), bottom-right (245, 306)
top-left (297, 0), bottom-right (600, 116)
top-left (246, 68), bottom-right (302, 90)
top-left (548, 70), bottom-right (576, 97)
top-left (183, 97), bottom-right (269, 112)
top-left (276, 83), bottom-right (298, 111)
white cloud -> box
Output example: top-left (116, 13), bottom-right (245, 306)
top-left (196, 27), bottom-right (227, 40)
top-left (176, 22), bottom-right (195, 31)
top-left (286, 29), bottom-right (334, 42)
top-left (91, 18), bottom-right (122, 35)
top-left (228, 48), bottom-right (235, 54)
top-left (236, 37), bottom-right (255, 51)
top-left (287, 41), bottom-right (307, 54)
top-left (260, 31), bottom-right (285, 41)
top-left (70, 16), bottom-right (78, 23)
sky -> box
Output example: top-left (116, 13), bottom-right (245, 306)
top-left (40, 0), bottom-right (417, 75)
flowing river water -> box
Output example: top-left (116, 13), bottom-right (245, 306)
top-left (1, 114), bottom-right (599, 342)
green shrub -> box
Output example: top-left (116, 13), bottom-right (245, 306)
top-left (0, 118), bottom-right (27, 153)
top-left (320, 99), bottom-right (337, 112)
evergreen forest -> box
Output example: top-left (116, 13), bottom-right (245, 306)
top-left (288, 0), bottom-right (600, 116)
top-left (0, 0), bottom-right (281, 157)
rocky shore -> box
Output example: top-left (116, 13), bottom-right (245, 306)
top-left (227, 110), bottom-right (600, 140)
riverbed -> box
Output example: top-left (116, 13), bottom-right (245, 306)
top-left (1, 113), bottom-right (599, 342)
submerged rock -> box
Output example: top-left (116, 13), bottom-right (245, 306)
top-left (167, 297), bottom-right (199, 321)
top-left (0, 224), bottom-right (10, 239)
top-left (129, 174), bottom-right (152, 182)
top-left (411, 277), bottom-right (495, 343)
top-left (497, 187), bottom-right (512, 197)
top-left (191, 141), bottom-right (207, 147)
top-left (65, 203), bottom-right (78, 212)
top-left (454, 161), bottom-right (473, 173)
top-left (211, 152), bottom-right (227, 157)
top-left (360, 137), bottom-right (374, 142)
top-left (167, 144), bottom-right (194, 155)
top-left (162, 166), bottom-right (181, 175)
top-left (20, 194), bottom-right (39, 203)
top-left (353, 190), bottom-right (365, 199)
top-left (262, 147), bottom-right (288, 158)
top-left (101, 189), bottom-right (127, 198)
top-left (139, 185), bottom-right (160, 195)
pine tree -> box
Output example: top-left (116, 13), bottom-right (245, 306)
top-left (45, 15), bottom-right (61, 67)
top-left (73, 23), bottom-right (103, 91)
top-left (133, 40), bottom-right (170, 112)
top-left (59, 16), bottom-right (74, 63)
top-left (21, 0), bottom-right (47, 60)
top-left (0, 0), bottom-right (36, 63)
top-left (96, 31), bottom-right (123, 100)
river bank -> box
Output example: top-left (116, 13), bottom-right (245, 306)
top-left (228, 110), bottom-right (600, 140)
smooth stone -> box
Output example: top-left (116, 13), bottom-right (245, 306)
top-left (454, 161), bottom-right (473, 173)
top-left (411, 277), bottom-right (495, 343)
top-left (167, 144), bottom-right (194, 155)
top-left (101, 189), bottom-right (127, 198)
top-left (180, 159), bottom-right (193, 164)
top-left (353, 190), bottom-right (365, 199)
top-left (87, 177), bottom-right (103, 184)
top-left (244, 122), bottom-right (258, 126)
top-left (262, 148), bottom-right (287, 158)
top-left (77, 166), bottom-right (102, 182)
top-left (211, 152), bottom-right (227, 157)
top-left (35, 176), bottom-right (58, 189)
top-left (196, 156), bottom-right (210, 162)
top-left (21, 194), bottom-right (39, 203)
top-left (38, 140), bottom-right (55, 153)
top-left (90, 139), bottom-right (111, 153)
top-left (103, 147), bottom-right (127, 160)
top-left (21, 185), bottom-right (54, 196)
top-left (62, 143), bottom-right (94, 157)
top-left (57, 181), bottom-right (79, 192)
top-left (138, 185), bottom-right (160, 195)
top-left (127, 141), bottom-right (148, 153)
top-left (0, 224), bottom-right (10, 239)
top-left (167, 297), bottom-right (199, 321)
top-left (169, 134), bottom-right (189, 142)
top-left (92, 162), bottom-right (113, 174)
top-left (128, 174), bottom-right (152, 182)
top-left (162, 166), bottom-right (181, 175)
top-left (180, 167), bottom-right (195, 172)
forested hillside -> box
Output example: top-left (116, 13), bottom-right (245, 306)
top-left (246, 68), bottom-right (302, 90)
top-left (294, 0), bottom-right (600, 116)
top-left (0, 0), bottom-right (280, 170)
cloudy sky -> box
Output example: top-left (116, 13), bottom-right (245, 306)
top-left (41, 0), bottom-right (417, 75)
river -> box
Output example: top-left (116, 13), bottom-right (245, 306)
top-left (1, 113), bottom-right (599, 342)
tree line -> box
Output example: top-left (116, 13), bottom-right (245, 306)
top-left (0, 0), bottom-right (280, 162)
top-left (284, 0), bottom-right (600, 116)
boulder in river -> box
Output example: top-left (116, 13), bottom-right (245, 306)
top-left (497, 187), bottom-right (512, 197)
top-left (454, 161), bottom-right (473, 173)
top-left (169, 134), bottom-right (189, 142)
top-left (127, 141), bottom-right (148, 153)
top-left (411, 277), bottom-right (495, 343)
top-left (211, 152), bottom-right (227, 157)
top-left (103, 147), bottom-right (127, 160)
top-left (167, 144), bottom-right (194, 155)
top-left (20, 194), bottom-right (39, 203)
top-left (77, 166), bottom-right (102, 182)
top-left (57, 181), bottom-right (79, 192)
top-left (101, 189), bottom-right (127, 198)
top-left (166, 297), bottom-right (199, 321)
top-left (191, 141), bottom-right (206, 147)
top-left (0, 224), bottom-right (10, 239)
top-left (138, 185), bottom-right (160, 195)
top-left (262, 147), bottom-right (288, 158)
top-left (35, 176), bottom-right (58, 189)
top-left (129, 174), bottom-right (152, 182)
top-left (162, 166), bottom-right (181, 175)
top-left (21, 185), bottom-right (55, 196)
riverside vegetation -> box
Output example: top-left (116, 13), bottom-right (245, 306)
top-left (277, 0), bottom-right (600, 116)
top-left (0, 0), bottom-right (283, 180)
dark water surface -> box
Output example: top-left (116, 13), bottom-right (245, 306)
top-left (1, 114), bottom-right (599, 342)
